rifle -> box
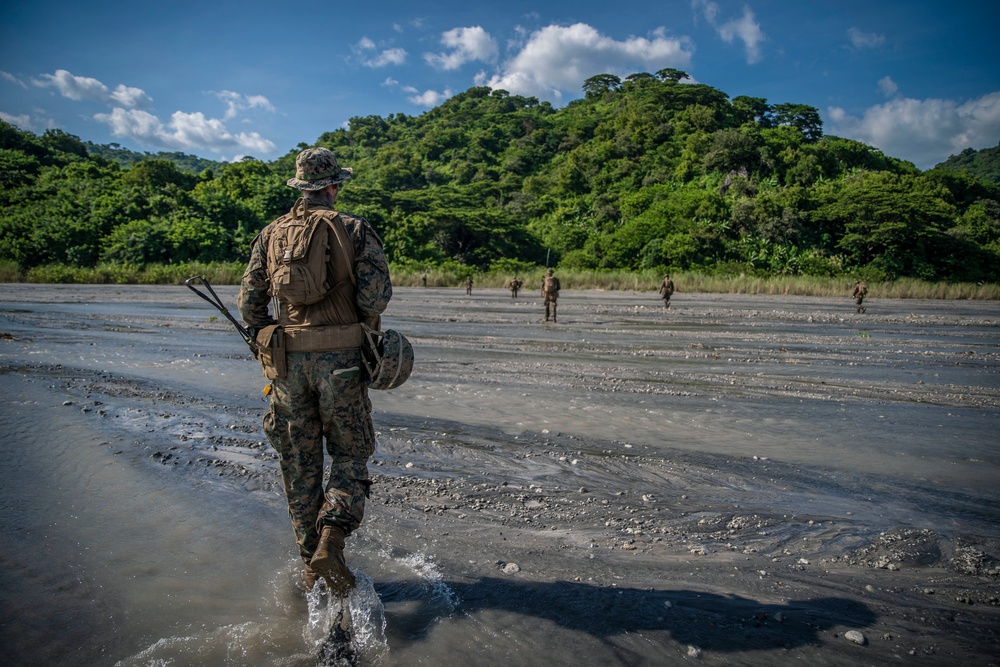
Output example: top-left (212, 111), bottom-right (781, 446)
top-left (185, 275), bottom-right (259, 356)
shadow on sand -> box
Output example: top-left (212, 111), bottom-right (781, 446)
top-left (376, 576), bottom-right (875, 654)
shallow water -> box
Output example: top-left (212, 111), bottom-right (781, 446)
top-left (1, 284), bottom-right (998, 666)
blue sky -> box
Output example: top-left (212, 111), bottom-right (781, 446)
top-left (2, 0), bottom-right (998, 169)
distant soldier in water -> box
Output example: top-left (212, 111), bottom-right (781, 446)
top-left (659, 274), bottom-right (675, 309)
top-left (509, 277), bottom-right (522, 298)
top-left (852, 280), bottom-right (868, 313)
top-left (541, 268), bottom-right (560, 322)
top-left (421, 273), bottom-right (427, 287)
top-left (465, 275), bottom-right (473, 295)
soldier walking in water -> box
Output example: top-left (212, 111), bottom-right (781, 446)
top-left (509, 276), bottom-right (522, 298)
top-left (541, 268), bottom-right (560, 322)
top-left (238, 147), bottom-right (392, 598)
top-left (659, 273), bottom-right (675, 309)
top-left (465, 275), bottom-right (473, 295)
top-left (852, 280), bottom-right (868, 313)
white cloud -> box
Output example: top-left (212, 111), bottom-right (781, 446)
top-left (110, 84), bottom-right (152, 108)
top-left (404, 87), bottom-right (454, 107)
top-left (877, 76), bottom-right (898, 98)
top-left (367, 48), bottom-right (408, 67)
top-left (33, 69), bottom-right (152, 108)
top-left (214, 90), bottom-right (276, 120)
top-left (828, 91), bottom-right (1000, 169)
top-left (486, 23), bottom-right (692, 102)
top-left (0, 111), bottom-right (33, 129)
top-left (847, 27), bottom-right (885, 50)
top-left (1, 71), bottom-right (28, 88)
top-left (95, 107), bottom-right (277, 155)
top-left (425, 26), bottom-right (498, 71)
top-left (718, 6), bottom-right (765, 64)
top-left (692, 1), bottom-right (766, 64)
top-left (354, 38), bottom-right (407, 67)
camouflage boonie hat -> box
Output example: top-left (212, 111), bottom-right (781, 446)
top-left (286, 147), bottom-right (353, 190)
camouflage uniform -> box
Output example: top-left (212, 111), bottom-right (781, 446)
top-left (659, 275), bottom-right (674, 309)
top-left (238, 148), bottom-right (392, 563)
top-left (852, 281), bottom-right (867, 313)
top-left (541, 269), bottom-right (560, 322)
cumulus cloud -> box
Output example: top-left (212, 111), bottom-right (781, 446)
top-left (486, 23), bottom-right (692, 102)
top-left (847, 27), bottom-right (885, 50)
top-left (355, 38), bottom-right (407, 67)
top-left (692, 1), bottom-right (766, 64)
top-left (403, 86), bottom-right (454, 107)
top-left (828, 91), bottom-right (1000, 169)
top-left (95, 107), bottom-right (277, 155)
top-left (367, 48), bottom-right (408, 67)
top-left (425, 26), bottom-right (498, 71)
top-left (215, 90), bottom-right (276, 120)
top-left (877, 76), bottom-right (898, 98)
top-left (0, 111), bottom-right (33, 129)
top-left (1, 71), bottom-right (28, 88)
top-left (33, 69), bottom-right (152, 108)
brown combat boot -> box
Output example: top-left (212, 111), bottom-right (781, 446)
top-left (310, 524), bottom-right (356, 597)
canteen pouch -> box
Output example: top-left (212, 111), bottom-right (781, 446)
top-left (255, 324), bottom-right (286, 380)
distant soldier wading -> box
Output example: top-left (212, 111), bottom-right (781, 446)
top-left (541, 268), bottom-right (560, 322)
top-left (852, 280), bottom-right (868, 313)
top-left (659, 274), bottom-right (675, 309)
top-left (238, 147), bottom-right (392, 597)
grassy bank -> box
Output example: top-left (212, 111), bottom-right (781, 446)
top-left (391, 267), bottom-right (1000, 300)
top-left (2, 260), bottom-right (997, 299)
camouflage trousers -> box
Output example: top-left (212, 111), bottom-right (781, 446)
top-left (263, 348), bottom-right (375, 560)
top-left (544, 294), bottom-right (558, 320)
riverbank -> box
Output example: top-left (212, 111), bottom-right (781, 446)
top-left (3, 261), bottom-right (997, 299)
top-left (1, 285), bottom-right (998, 665)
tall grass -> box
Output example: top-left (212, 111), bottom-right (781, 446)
top-left (390, 266), bottom-right (1000, 300)
top-left (4, 262), bottom-right (997, 299)
top-left (20, 262), bottom-right (246, 285)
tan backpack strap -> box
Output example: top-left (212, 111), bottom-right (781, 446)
top-left (324, 211), bottom-right (357, 287)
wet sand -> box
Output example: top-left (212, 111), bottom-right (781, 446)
top-left (1, 284), bottom-right (998, 666)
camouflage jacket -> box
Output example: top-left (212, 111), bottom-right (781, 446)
top-left (238, 202), bottom-right (392, 330)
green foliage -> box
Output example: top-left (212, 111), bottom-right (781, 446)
top-left (1, 69), bottom-right (999, 288)
top-left (85, 141), bottom-right (224, 174)
top-left (934, 142), bottom-right (1000, 184)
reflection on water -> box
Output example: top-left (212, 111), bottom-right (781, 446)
top-left (1, 285), bottom-right (998, 665)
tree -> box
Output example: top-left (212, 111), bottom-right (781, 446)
top-left (582, 74), bottom-right (622, 98)
top-left (655, 68), bottom-right (690, 83)
top-left (731, 96), bottom-right (773, 127)
top-left (813, 172), bottom-right (956, 279)
top-left (771, 103), bottom-right (823, 142)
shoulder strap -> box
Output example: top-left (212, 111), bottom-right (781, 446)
top-left (316, 210), bottom-right (357, 286)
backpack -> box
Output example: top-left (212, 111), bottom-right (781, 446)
top-left (265, 199), bottom-right (354, 307)
top-left (543, 275), bottom-right (559, 294)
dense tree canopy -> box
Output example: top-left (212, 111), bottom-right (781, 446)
top-left (1, 74), bottom-right (998, 283)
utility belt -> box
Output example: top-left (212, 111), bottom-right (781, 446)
top-left (255, 323), bottom-right (363, 380)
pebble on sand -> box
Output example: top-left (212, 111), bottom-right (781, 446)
top-left (844, 630), bottom-right (867, 646)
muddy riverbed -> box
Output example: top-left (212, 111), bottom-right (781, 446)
top-left (1, 283), bottom-right (998, 666)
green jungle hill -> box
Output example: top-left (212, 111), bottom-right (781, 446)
top-left (2, 70), bottom-right (999, 286)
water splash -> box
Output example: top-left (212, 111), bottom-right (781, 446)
top-left (304, 569), bottom-right (389, 666)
